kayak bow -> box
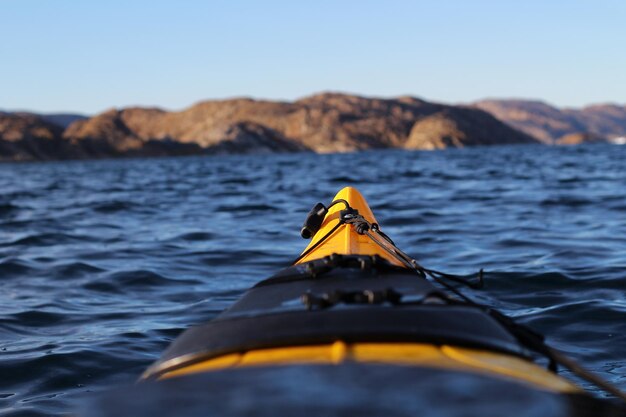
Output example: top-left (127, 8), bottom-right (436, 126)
top-left (295, 187), bottom-right (405, 266)
top-left (122, 187), bottom-right (625, 416)
top-left (142, 187), bottom-right (579, 392)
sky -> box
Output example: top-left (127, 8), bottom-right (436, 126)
top-left (1, 0), bottom-right (625, 114)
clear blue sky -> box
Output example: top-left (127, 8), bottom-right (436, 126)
top-left (1, 0), bottom-right (624, 114)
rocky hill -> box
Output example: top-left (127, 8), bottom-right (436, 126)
top-left (567, 104), bottom-right (626, 139)
top-left (0, 112), bottom-right (88, 161)
top-left (473, 99), bottom-right (626, 144)
top-left (2, 93), bottom-right (539, 161)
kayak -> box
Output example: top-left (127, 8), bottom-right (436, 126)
top-left (141, 186), bottom-right (576, 389)
top-left (83, 187), bottom-right (625, 416)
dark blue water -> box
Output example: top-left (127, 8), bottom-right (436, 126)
top-left (1, 144), bottom-right (625, 416)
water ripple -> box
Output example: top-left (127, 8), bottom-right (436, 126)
top-left (0, 144), bottom-right (625, 415)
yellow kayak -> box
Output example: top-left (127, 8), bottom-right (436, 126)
top-left (142, 187), bottom-right (579, 392)
top-left (81, 187), bottom-right (625, 416)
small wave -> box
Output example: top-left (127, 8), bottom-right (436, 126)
top-left (83, 270), bottom-right (199, 293)
top-left (43, 180), bottom-right (64, 191)
top-left (399, 170), bottom-right (423, 178)
top-left (92, 200), bottom-right (137, 213)
top-left (581, 274), bottom-right (626, 291)
top-left (4, 233), bottom-right (93, 247)
top-left (481, 271), bottom-right (579, 295)
top-left (1, 190), bottom-right (39, 199)
top-left (540, 196), bottom-right (593, 207)
top-left (328, 175), bottom-right (359, 183)
top-left (175, 232), bottom-right (215, 241)
top-left (497, 238), bottom-right (540, 248)
top-left (52, 262), bottom-right (105, 279)
top-left (450, 192), bottom-right (499, 202)
top-left (5, 310), bottom-right (66, 327)
top-left (0, 258), bottom-right (37, 277)
top-left (216, 204), bottom-right (279, 212)
top-left (155, 326), bottom-right (185, 337)
top-left (485, 168), bottom-right (505, 177)
top-left (1, 347), bottom-right (147, 412)
top-left (219, 178), bottom-right (252, 185)
top-left (429, 172), bottom-right (465, 180)
top-left (521, 300), bottom-right (626, 330)
top-left (557, 177), bottom-right (585, 184)
top-left (0, 202), bottom-right (21, 216)
top-left (607, 203), bottom-right (626, 212)
top-left (118, 331), bottom-right (146, 339)
top-left (209, 190), bottom-right (246, 198)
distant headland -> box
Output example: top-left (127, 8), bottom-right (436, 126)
top-left (2, 93), bottom-right (625, 162)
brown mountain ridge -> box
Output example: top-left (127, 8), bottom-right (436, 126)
top-left (472, 99), bottom-right (626, 144)
top-left (1, 93), bottom-right (538, 161)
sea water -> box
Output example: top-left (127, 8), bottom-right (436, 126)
top-left (0, 144), bottom-right (625, 415)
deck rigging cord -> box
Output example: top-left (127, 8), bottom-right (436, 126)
top-left (295, 199), bottom-right (626, 403)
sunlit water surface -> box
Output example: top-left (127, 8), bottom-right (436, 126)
top-left (0, 144), bottom-right (625, 415)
